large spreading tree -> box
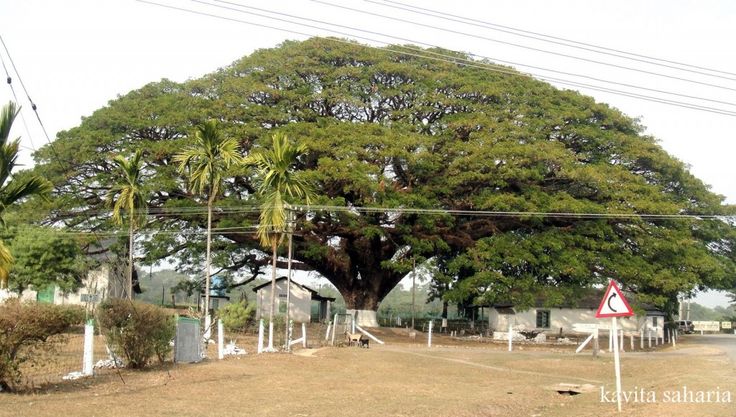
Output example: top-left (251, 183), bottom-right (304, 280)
top-left (30, 38), bottom-right (736, 316)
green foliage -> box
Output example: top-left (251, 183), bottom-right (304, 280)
top-left (0, 102), bottom-right (52, 288)
top-left (0, 300), bottom-right (84, 391)
top-left (107, 149), bottom-right (148, 228)
top-left (247, 132), bottom-right (314, 247)
top-left (136, 269), bottom-right (194, 305)
top-left (5, 225), bottom-right (87, 293)
top-left (218, 300), bottom-right (256, 332)
top-left (97, 299), bottom-right (175, 369)
top-left (30, 39), bottom-right (736, 312)
top-left (686, 302), bottom-right (736, 321)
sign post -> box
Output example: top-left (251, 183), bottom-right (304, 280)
top-left (596, 280), bottom-right (635, 413)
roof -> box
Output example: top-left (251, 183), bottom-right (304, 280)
top-left (252, 277), bottom-right (336, 302)
top-left (491, 288), bottom-right (665, 314)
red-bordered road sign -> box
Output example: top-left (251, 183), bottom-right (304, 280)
top-left (596, 281), bottom-right (635, 318)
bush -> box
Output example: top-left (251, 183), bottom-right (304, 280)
top-left (219, 300), bottom-right (256, 332)
top-left (97, 299), bottom-right (175, 369)
top-left (0, 300), bottom-right (85, 391)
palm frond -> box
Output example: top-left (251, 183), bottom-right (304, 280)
top-left (0, 175), bottom-right (52, 208)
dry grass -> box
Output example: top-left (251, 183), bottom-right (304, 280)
top-left (2, 330), bottom-right (733, 417)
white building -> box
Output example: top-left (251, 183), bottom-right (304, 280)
top-left (11, 264), bottom-right (127, 307)
top-left (253, 277), bottom-right (335, 323)
top-left (487, 291), bottom-right (666, 339)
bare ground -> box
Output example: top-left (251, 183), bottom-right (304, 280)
top-left (1, 330), bottom-right (734, 417)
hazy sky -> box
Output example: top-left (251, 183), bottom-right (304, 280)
top-left (1, 0), bottom-right (734, 307)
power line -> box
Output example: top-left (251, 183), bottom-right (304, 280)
top-left (311, 0), bottom-right (736, 93)
top-left (368, 0), bottom-right (736, 81)
top-left (151, 0), bottom-right (736, 116)
top-left (0, 34), bottom-right (122, 268)
top-left (213, 0), bottom-right (736, 109)
top-left (50, 201), bottom-right (736, 222)
top-left (0, 47), bottom-right (37, 151)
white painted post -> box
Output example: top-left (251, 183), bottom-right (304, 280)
top-left (204, 314), bottom-right (212, 342)
top-left (508, 322), bottom-right (513, 352)
top-left (257, 319), bottom-right (264, 354)
top-left (82, 319), bottom-right (94, 376)
top-left (331, 313), bottom-right (338, 346)
top-left (672, 329), bottom-right (676, 348)
top-left (428, 320), bottom-right (433, 348)
top-left (217, 319), bottom-right (224, 360)
top-left (287, 320), bottom-right (293, 352)
top-left (351, 311), bottom-right (356, 334)
top-left (302, 323), bottom-right (307, 348)
top-left (630, 334), bottom-right (634, 351)
top-left (648, 329), bottom-right (652, 348)
top-left (593, 328), bottom-right (599, 357)
top-left (267, 315), bottom-right (274, 351)
top-left (640, 329), bottom-right (644, 349)
top-left (325, 321), bottom-right (332, 341)
top-left (612, 317), bottom-right (622, 412)
top-left (619, 329), bottom-right (624, 352)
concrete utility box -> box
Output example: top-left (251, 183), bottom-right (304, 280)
top-left (175, 316), bottom-right (202, 363)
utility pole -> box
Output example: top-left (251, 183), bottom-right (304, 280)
top-left (411, 257), bottom-right (416, 330)
top-left (285, 207), bottom-right (296, 351)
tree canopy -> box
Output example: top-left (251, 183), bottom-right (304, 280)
top-left (30, 38), bottom-right (736, 313)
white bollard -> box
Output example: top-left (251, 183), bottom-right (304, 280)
top-left (428, 320), bottom-right (433, 348)
top-left (204, 314), bottom-right (212, 342)
top-left (257, 319), bottom-right (264, 354)
top-left (82, 319), bottom-right (94, 376)
top-left (648, 330), bottom-right (652, 348)
top-left (218, 319), bottom-right (224, 360)
top-left (630, 334), bottom-right (634, 351)
top-left (508, 322), bottom-right (513, 352)
top-left (640, 329), bottom-right (644, 349)
top-left (672, 329), bottom-right (676, 348)
top-left (325, 321), bottom-right (332, 341)
top-left (302, 323), bottom-right (307, 348)
top-left (331, 313), bottom-right (338, 346)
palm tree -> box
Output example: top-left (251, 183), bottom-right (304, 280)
top-left (174, 120), bottom-right (243, 316)
top-left (106, 149), bottom-right (147, 300)
top-left (247, 132), bottom-right (312, 351)
top-left (0, 102), bottom-right (51, 289)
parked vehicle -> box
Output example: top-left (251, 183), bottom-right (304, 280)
top-left (676, 320), bottom-right (694, 334)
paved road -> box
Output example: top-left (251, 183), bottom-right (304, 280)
top-left (687, 333), bottom-right (736, 363)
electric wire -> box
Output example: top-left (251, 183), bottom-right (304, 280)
top-left (214, 0), bottom-right (736, 108)
top-left (368, 0), bottom-right (736, 81)
top-left (0, 34), bottom-right (122, 269)
top-left (142, 0), bottom-right (736, 116)
top-left (311, 0), bottom-right (736, 93)
top-left (0, 48), bottom-right (37, 151)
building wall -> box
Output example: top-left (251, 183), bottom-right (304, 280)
top-left (52, 265), bottom-right (124, 306)
top-left (489, 307), bottom-right (664, 337)
top-left (255, 280), bottom-right (312, 323)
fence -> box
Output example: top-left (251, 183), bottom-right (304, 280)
top-left (15, 325), bottom-right (109, 390)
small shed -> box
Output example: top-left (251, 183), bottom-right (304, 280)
top-left (253, 277), bottom-right (335, 323)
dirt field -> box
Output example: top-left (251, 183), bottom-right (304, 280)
top-left (1, 330), bottom-right (734, 417)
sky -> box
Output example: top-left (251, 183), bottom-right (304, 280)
top-left (1, 0), bottom-right (734, 307)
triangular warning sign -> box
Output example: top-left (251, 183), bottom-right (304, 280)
top-left (596, 281), bottom-right (635, 318)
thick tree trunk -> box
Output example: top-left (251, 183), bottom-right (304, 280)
top-left (301, 232), bottom-right (405, 317)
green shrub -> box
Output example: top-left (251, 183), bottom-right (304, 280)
top-left (0, 300), bottom-right (85, 391)
top-left (97, 299), bottom-right (175, 369)
top-left (219, 300), bottom-right (256, 332)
